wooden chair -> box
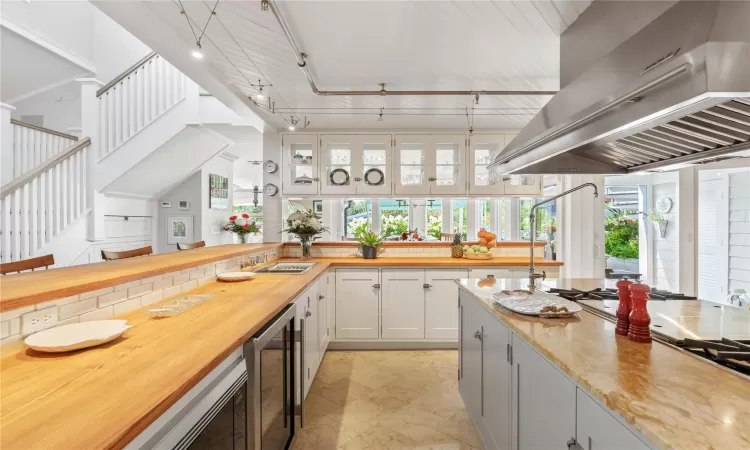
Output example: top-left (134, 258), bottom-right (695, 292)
top-left (0, 254), bottom-right (55, 275)
top-left (101, 246), bottom-right (153, 261)
top-left (440, 233), bottom-right (456, 242)
top-left (177, 241), bottom-right (206, 251)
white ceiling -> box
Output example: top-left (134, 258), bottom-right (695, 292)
top-left (100, 0), bottom-right (593, 130)
top-left (0, 27), bottom-right (91, 103)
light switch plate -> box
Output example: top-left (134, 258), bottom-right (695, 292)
top-left (22, 306), bottom-right (59, 336)
top-left (211, 226), bottom-right (221, 235)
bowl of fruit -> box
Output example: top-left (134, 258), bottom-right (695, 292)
top-left (462, 228), bottom-right (496, 260)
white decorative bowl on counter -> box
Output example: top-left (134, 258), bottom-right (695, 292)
top-left (24, 320), bottom-right (131, 353)
top-left (217, 271), bottom-right (255, 282)
top-left (492, 291), bottom-right (582, 318)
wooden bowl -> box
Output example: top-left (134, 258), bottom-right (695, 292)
top-left (464, 252), bottom-right (493, 260)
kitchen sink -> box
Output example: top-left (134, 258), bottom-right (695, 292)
top-left (254, 262), bottom-right (317, 274)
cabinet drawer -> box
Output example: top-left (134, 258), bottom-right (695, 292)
top-left (426, 269), bottom-right (470, 282)
top-left (576, 389), bottom-right (648, 450)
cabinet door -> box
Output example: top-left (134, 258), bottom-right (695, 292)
top-left (303, 282), bottom-right (319, 397)
top-left (282, 134), bottom-right (319, 195)
top-left (395, 135), bottom-right (430, 195)
top-left (320, 135), bottom-right (357, 195)
top-left (503, 175), bottom-right (542, 196)
top-left (512, 335), bottom-right (576, 450)
top-left (576, 389), bottom-right (648, 450)
top-left (425, 269), bottom-right (468, 340)
top-left (357, 134), bottom-right (392, 195)
top-left (318, 276), bottom-right (330, 356)
top-left (470, 135), bottom-right (507, 195)
top-left (335, 269), bottom-right (380, 339)
top-left (381, 269), bottom-right (425, 339)
top-left (431, 134), bottom-right (467, 195)
top-left (481, 313), bottom-right (512, 450)
top-left (459, 292), bottom-right (484, 423)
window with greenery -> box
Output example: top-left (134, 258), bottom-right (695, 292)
top-left (452, 199), bottom-right (468, 241)
top-left (479, 199), bottom-right (492, 232)
top-left (233, 205), bottom-right (263, 234)
top-left (379, 199), bottom-right (409, 238)
top-left (344, 200), bottom-right (372, 238)
top-left (427, 200), bottom-right (442, 240)
top-left (604, 207), bottom-right (639, 259)
top-left (520, 197), bottom-right (556, 242)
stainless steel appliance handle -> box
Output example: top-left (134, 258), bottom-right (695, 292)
top-left (299, 314), bottom-right (306, 427)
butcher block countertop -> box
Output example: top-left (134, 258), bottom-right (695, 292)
top-left (0, 262), bottom-right (329, 450)
top-left (0, 243), bottom-right (282, 312)
top-left (281, 256), bottom-right (564, 267)
top-left (457, 278), bottom-right (750, 450)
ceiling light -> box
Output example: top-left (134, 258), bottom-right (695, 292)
top-left (192, 49), bottom-right (204, 59)
top-left (256, 84), bottom-right (264, 100)
top-left (288, 125), bottom-right (296, 131)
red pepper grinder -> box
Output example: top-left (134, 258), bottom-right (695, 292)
top-left (615, 278), bottom-right (633, 337)
top-left (628, 282), bottom-right (652, 343)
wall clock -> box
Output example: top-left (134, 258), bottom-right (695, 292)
top-left (263, 183), bottom-right (279, 196)
top-left (263, 160), bottom-right (278, 173)
top-left (656, 197), bottom-right (673, 214)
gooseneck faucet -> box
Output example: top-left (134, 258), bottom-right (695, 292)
top-left (528, 182), bottom-right (599, 290)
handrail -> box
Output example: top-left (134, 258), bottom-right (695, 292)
top-left (0, 137), bottom-right (91, 196)
top-left (96, 51), bottom-right (158, 97)
top-left (10, 119), bottom-right (79, 141)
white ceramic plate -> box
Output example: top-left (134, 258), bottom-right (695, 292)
top-left (24, 320), bottom-right (131, 353)
top-left (492, 291), bottom-right (582, 317)
top-left (217, 271), bottom-right (255, 282)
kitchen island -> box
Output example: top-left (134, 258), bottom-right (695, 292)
top-left (457, 278), bottom-right (750, 450)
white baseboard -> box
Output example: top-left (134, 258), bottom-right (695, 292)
top-left (328, 340), bottom-right (458, 350)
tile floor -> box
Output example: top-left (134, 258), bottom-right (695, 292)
top-left (293, 350), bottom-right (482, 450)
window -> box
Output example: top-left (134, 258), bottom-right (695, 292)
top-left (452, 199), bottom-right (468, 241)
top-left (427, 200), bottom-right (442, 240)
top-left (233, 205), bottom-right (263, 235)
top-left (343, 200), bottom-right (372, 238)
top-left (519, 197), bottom-right (555, 242)
top-left (379, 199), bottom-right (409, 238)
top-left (478, 199), bottom-right (492, 232)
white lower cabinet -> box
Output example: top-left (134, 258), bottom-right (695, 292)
top-left (382, 269), bottom-right (425, 339)
top-left (482, 312), bottom-right (512, 450)
top-left (469, 268), bottom-right (514, 280)
top-left (317, 275), bottom-right (331, 357)
top-left (459, 295), bottom-right (484, 421)
top-left (298, 281), bottom-right (320, 398)
top-left (576, 389), bottom-right (649, 450)
top-left (511, 334), bottom-right (576, 450)
top-left (335, 268), bottom-right (380, 339)
top-left (425, 269), bottom-right (468, 339)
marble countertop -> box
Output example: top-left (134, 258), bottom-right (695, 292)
top-left (457, 278), bottom-right (750, 450)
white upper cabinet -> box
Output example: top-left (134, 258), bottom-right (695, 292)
top-left (503, 175), bottom-right (543, 196)
top-left (319, 134), bottom-right (392, 196)
top-left (395, 134), bottom-right (467, 195)
top-left (282, 134), bottom-right (319, 195)
top-left (358, 134), bottom-right (392, 196)
top-left (470, 134), bottom-right (506, 195)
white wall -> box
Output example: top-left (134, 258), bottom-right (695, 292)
top-left (91, 8), bottom-right (150, 83)
top-left (10, 81), bottom-right (81, 132)
top-left (157, 171), bottom-right (202, 254)
top-left (200, 157), bottom-right (234, 248)
top-left (728, 170), bottom-right (750, 292)
top-left (651, 176), bottom-right (678, 291)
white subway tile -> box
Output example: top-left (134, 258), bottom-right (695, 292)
top-left (164, 271), bottom-right (181, 279)
top-left (115, 280), bottom-right (141, 292)
top-left (197, 275), bottom-right (215, 287)
top-left (162, 285), bottom-right (182, 299)
top-left (37, 295), bottom-right (80, 310)
top-left (182, 266), bottom-right (200, 274)
top-left (59, 298), bottom-right (97, 320)
top-left (172, 273), bottom-right (190, 285)
top-left (21, 306), bottom-right (59, 336)
top-left (189, 271), bottom-right (204, 281)
top-left (98, 290), bottom-right (129, 308)
top-left (81, 286), bottom-right (114, 300)
top-left (1, 335), bottom-right (23, 346)
top-left (181, 280), bottom-right (198, 292)
top-left (0, 320), bottom-right (9, 339)
top-left (80, 307), bottom-right (114, 322)
top-left (153, 278), bottom-right (173, 291)
top-left (113, 298), bottom-right (142, 315)
top-left (140, 290), bottom-right (164, 306)
top-left (140, 274), bottom-right (163, 285)
top-left (128, 283), bottom-right (153, 299)
top-left (0, 305), bottom-right (35, 321)
top-left (57, 317), bottom-right (80, 327)
top-left (9, 317), bottom-right (20, 335)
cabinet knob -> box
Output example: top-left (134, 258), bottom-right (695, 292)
top-left (353, 177), bottom-right (362, 182)
top-left (313, 177), bottom-right (320, 182)
top-left (423, 283), bottom-right (432, 289)
top-left (305, 310), bottom-right (312, 317)
top-left (567, 438), bottom-right (583, 450)
top-left (473, 330), bottom-right (482, 341)
top-left (372, 283), bottom-right (381, 289)
top-left (428, 177), bottom-right (437, 182)
top-left (318, 294), bottom-right (324, 301)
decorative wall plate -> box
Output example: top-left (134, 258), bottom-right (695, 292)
top-left (364, 168), bottom-right (385, 186)
top-left (656, 197), bottom-right (673, 214)
top-left (330, 168), bottom-right (350, 186)
top-left (24, 320), bottom-right (131, 353)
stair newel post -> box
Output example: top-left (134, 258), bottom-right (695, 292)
top-left (0, 103), bottom-right (15, 188)
top-left (78, 78), bottom-right (105, 241)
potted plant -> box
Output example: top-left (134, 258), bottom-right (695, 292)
top-left (283, 209), bottom-right (329, 260)
top-left (357, 229), bottom-right (384, 259)
top-left (644, 209), bottom-right (668, 238)
top-left (224, 214), bottom-right (260, 243)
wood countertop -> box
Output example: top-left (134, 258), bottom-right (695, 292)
top-left (0, 243), bottom-right (282, 312)
top-left (280, 256), bottom-right (563, 267)
top-left (457, 278), bottom-right (750, 450)
top-left (0, 262), bottom-right (329, 450)
top-left (282, 241), bottom-right (547, 247)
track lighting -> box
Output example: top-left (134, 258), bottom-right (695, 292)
top-left (192, 42), bottom-right (203, 59)
top-left (256, 81), bottom-right (264, 99)
top-left (288, 124), bottom-right (296, 131)
top-left (378, 107), bottom-right (384, 122)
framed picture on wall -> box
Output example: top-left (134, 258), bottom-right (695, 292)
top-left (167, 215), bottom-right (194, 245)
top-left (209, 173), bottom-right (229, 210)
top-left (313, 200), bottom-right (323, 214)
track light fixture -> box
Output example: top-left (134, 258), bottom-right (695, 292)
top-left (261, 0), bottom-right (269, 11)
top-left (378, 107), bottom-right (384, 122)
top-left (192, 42), bottom-right (203, 59)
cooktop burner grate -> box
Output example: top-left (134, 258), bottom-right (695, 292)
top-left (678, 338), bottom-right (750, 375)
top-left (548, 287), bottom-right (696, 301)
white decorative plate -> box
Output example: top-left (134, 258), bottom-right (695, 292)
top-left (24, 320), bottom-right (131, 353)
top-left (217, 271), bottom-right (255, 282)
top-left (492, 291), bottom-right (582, 317)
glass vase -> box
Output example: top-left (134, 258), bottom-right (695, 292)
top-left (298, 234), bottom-right (313, 260)
top-left (237, 233), bottom-right (248, 244)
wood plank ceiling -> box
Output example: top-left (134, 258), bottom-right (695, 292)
top-left (143, 0), bottom-right (592, 130)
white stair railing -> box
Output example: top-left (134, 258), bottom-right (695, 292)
top-left (97, 52), bottom-right (186, 159)
top-left (0, 138), bottom-right (91, 263)
top-left (11, 119), bottom-right (78, 179)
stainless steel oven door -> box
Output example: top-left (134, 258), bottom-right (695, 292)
top-left (244, 305), bottom-right (296, 450)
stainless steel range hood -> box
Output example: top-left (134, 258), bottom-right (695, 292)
top-left (488, 0), bottom-right (750, 176)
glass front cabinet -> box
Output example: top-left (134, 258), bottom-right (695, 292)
top-left (394, 134), bottom-right (466, 195)
top-left (469, 133), bottom-right (542, 196)
top-left (282, 134), bottom-right (319, 195)
top-left (320, 134), bottom-right (391, 196)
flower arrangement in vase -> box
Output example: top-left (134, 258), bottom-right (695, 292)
top-left (283, 209), bottom-right (329, 260)
top-left (399, 228), bottom-right (424, 241)
top-left (225, 214), bottom-right (260, 243)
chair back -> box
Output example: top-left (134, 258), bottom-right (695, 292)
top-left (177, 241), bottom-right (206, 251)
top-left (0, 254), bottom-right (55, 275)
top-left (101, 246), bottom-right (153, 261)
top-left (440, 233), bottom-right (456, 242)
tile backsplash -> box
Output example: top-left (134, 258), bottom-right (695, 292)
top-left (282, 245), bottom-right (543, 258)
top-left (0, 249), bottom-right (277, 346)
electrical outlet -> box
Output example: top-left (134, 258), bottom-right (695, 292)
top-left (22, 306), bottom-right (59, 336)
top-left (211, 226), bottom-right (221, 235)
